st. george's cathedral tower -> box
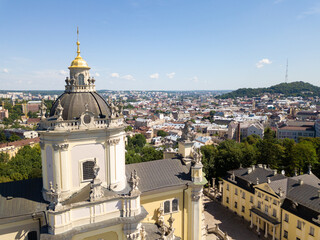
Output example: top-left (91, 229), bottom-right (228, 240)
top-left (0, 30), bottom-right (207, 240)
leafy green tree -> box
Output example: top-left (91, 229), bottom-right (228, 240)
top-left (0, 130), bottom-right (6, 143)
top-left (292, 142), bottom-right (317, 175)
top-left (9, 133), bottom-right (21, 142)
top-left (280, 138), bottom-right (296, 175)
top-left (264, 127), bottom-right (276, 141)
top-left (215, 140), bottom-right (243, 178)
top-left (27, 111), bottom-right (38, 118)
top-left (200, 145), bottom-right (218, 181)
top-left (157, 130), bottom-right (168, 137)
top-left (243, 134), bottom-right (260, 145)
top-left (256, 139), bottom-right (284, 169)
top-left (240, 142), bottom-right (257, 167)
top-left (124, 126), bottom-right (133, 132)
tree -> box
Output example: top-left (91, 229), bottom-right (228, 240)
top-left (27, 111), bottom-right (38, 118)
top-left (0, 130), bottom-right (6, 143)
top-left (264, 127), bottom-right (276, 141)
top-left (280, 138), bottom-right (296, 176)
top-left (157, 130), bottom-right (168, 137)
top-left (292, 142), bottom-right (317, 175)
top-left (256, 139), bottom-right (284, 169)
top-left (9, 134), bottom-right (21, 142)
top-left (200, 145), bottom-right (218, 181)
top-left (240, 142), bottom-right (257, 167)
top-left (215, 140), bottom-right (243, 178)
top-left (124, 126), bottom-right (133, 132)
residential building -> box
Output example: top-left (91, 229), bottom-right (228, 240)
top-left (222, 165), bottom-right (320, 240)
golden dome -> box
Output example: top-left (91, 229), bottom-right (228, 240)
top-left (69, 39), bottom-right (90, 69)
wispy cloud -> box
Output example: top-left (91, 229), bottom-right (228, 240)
top-left (149, 73), bottom-right (159, 79)
top-left (121, 74), bottom-right (135, 81)
top-left (58, 70), bottom-right (68, 75)
top-left (192, 76), bottom-right (199, 83)
top-left (256, 58), bottom-right (272, 68)
top-left (2, 68), bottom-right (9, 73)
top-left (95, 73), bottom-right (100, 77)
top-left (298, 5), bottom-right (320, 19)
top-left (110, 72), bottom-right (120, 78)
top-left (166, 72), bottom-right (175, 79)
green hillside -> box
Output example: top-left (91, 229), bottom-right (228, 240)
top-left (219, 81), bottom-right (320, 99)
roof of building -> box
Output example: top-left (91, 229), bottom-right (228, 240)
top-left (126, 159), bottom-right (191, 193)
top-left (50, 92), bottom-right (111, 120)
top-left (0, 178), bottom-right (47, 219)
top-left (278, 126), bottom-right (314, 131)
top-left (0, 137), bottom-right (40, 149)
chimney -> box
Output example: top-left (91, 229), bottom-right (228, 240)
top-left (247, 167), bottom-right (252, 174)
top-left (252, 165), bottom-right (255, 171)
top-left (256, 177), bottom-right (259, 185)
top-left (237, 122), bottom-right (241, 143)
top-left (299, 179), bottom-right (303, 185)
top-left (294, 168), bottom-right (297, 176)
top-left (273, 169), bottom-right (277, 175)
top-left (263, 164), bottom-right (267, 169)
top-left (267, 177), bottom-right (271, 184)
top-left (308, 165), bottom-right (312, 175)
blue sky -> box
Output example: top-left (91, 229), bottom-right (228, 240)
top-left (0, 0), bottom-right (320, 91)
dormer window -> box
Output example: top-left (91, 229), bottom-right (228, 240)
top-left (82, 160), bottom-right (95, 181)
top-left (78, 74), bottom-right (85, 85)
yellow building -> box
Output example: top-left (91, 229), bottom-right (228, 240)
top-left (0, 33), bottom-right (206, 240)
top-left (222, 165), bottom-right (320, 240)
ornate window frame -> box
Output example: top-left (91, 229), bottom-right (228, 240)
top-left (80, 158), bottom-right (95, 183)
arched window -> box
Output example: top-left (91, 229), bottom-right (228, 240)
top-left (82, 160), bottom-right (95, 180)
top-left (78, 74), bottom-right (85, 85)
top-left (164, 200), bottom-right (170, 214)
top-left (172, 198), bottom-right (178, 212)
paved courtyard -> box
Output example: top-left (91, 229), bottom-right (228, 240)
top-left (204, 196), bottom-right (260, 240)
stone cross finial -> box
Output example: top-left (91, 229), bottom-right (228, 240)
top-left (40, 99), bottom-right (47, 120)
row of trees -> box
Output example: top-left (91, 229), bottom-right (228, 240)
top-left (125, 134), bottom-right (163, 164)
top-left (0, 145), bottom-right (42, 183)
top-left (200, 128), bottom-right (320, 182)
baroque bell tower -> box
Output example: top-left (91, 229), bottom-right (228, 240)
top-left (38, 29), bottom-right (127, 202)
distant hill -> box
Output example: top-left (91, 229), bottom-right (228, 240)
top-left (219, 81), bottom-right (320, 99)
